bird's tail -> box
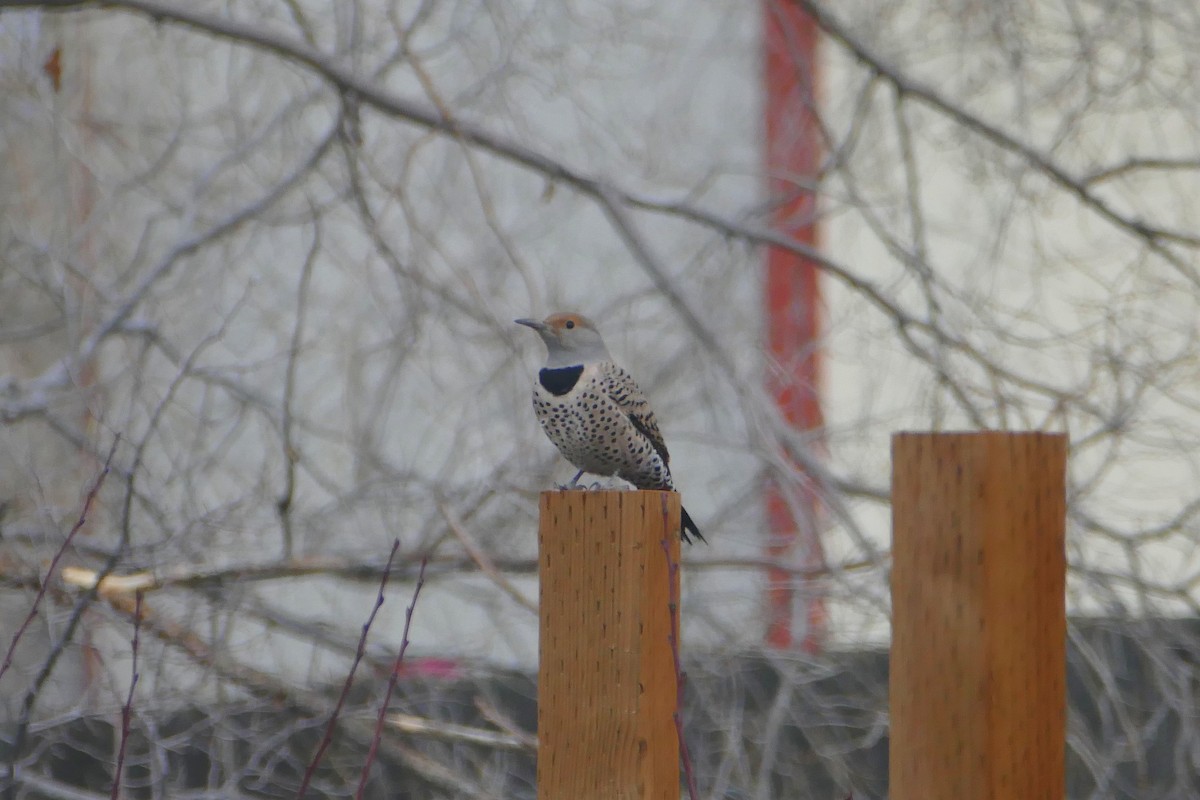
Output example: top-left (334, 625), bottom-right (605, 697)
top-left (681, 506), bottom-right (705, 544)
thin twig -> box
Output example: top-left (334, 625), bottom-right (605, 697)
top-left (661, 497), bottom-right (698, 800)
top-left (1084, 157), bottom-right (1200, 186)
top-left (296, 539), bottom-right (401, 799)
top-left (356, 554), bottom-right (428, 800)
top-left (110, 591), bottom-right (143, 800)
top-left (0, 437), bottom-right (119, 684)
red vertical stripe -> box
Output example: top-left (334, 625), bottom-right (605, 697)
top-left (762, 2), bottom-right (826, 652)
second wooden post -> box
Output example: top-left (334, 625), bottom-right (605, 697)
top-left (538, 490), bottom-right (681, 800)
top-left (890, 432), bottom-right (1067, 799)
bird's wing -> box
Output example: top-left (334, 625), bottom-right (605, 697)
top-left (603, 363), bottom-right (670, 465)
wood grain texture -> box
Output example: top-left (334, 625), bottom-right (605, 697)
top-left (537, 490), bottom-right (681, 800)
top-left (890, 432), bottom-right (1067, 800)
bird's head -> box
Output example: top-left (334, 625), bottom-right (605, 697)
top-left (515, 312), bottom-right (611, 368)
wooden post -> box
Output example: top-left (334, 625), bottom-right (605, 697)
top-left (890, 432), bottom-right (1067, 799)
top-left (537, 490), bottom-right (681, 800)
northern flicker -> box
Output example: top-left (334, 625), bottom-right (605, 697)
top-left (516, 312), bottom-right (704, 543)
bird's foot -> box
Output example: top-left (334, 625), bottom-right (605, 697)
top-left (561, 469), bottom-right (586, 490)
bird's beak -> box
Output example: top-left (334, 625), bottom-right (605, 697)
top-left (514, 318), bottom-right (547, 332)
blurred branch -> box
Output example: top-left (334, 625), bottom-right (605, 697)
top-left (50, 553), bottom-right (878, 600)
top-left (15, 773), bottom-right (106, 800)
top-left (438, 503), bottom-right (536, 614)
top-left (382, 712), bottom-right (529, 752)
top-left (387, 742), bottom-right (495, 800)
top-left (277, 221), bottom-right (321, 561)
top-left (474, 696), bottom-right (537, 750)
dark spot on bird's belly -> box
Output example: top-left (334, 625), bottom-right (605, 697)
top-left (539, 366), bottom-right (584, 396)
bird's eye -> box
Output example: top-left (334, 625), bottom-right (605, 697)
top-left (565, 320), bottom-right (575, 329)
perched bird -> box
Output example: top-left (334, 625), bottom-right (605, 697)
top-left (515, 312), bottom-right (704, 543)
